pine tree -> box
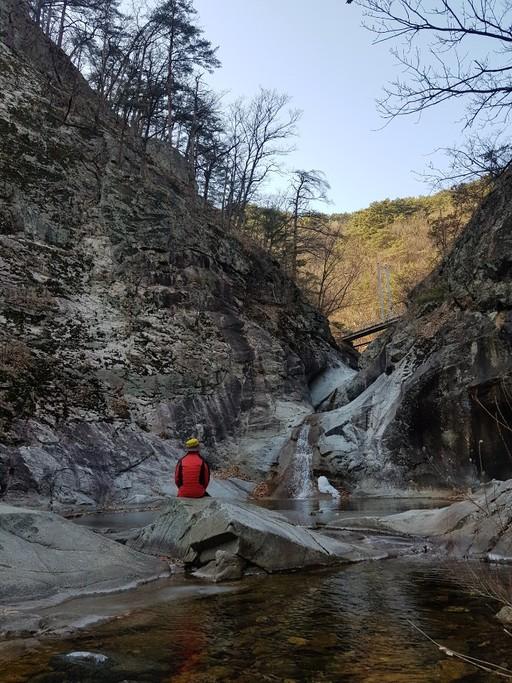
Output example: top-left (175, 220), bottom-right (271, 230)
top-left (149, 0), bottom-right (220, 146)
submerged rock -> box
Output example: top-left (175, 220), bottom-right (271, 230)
top-left (496, 606), bottom-right (512, 625)
top-left (0, 504), bottom-right (167, 607)
top-left (129, 498), bottom-right (385, 579)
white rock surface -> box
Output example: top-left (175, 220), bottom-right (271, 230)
top-left (318, 475), bottom-right (341, 499)
top-left (317, 354), bottom-right (417, 490)
top-left (309, 361), bottom-right (357, 409)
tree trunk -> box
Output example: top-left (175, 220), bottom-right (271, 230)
top-left (44, 1), bottom-right (53, 36)
top-left (34, 0), bottom-right (44, 26)
top-left (57, 0), bottom-right (68, 48)
top-left (291, 193), bottom-right (300, 282)
top-left (166, 11), bottom-right (176, 146)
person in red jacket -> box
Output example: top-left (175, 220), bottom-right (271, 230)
top-left (174, 438), bottom-right (211, 498)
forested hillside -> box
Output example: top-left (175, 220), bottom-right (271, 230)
top-left (331, 180), bottom-right (488, 333)
top-left (18, 0), bottom-right (489, 341)
top-left (241, 181), bottom-right (487, 337)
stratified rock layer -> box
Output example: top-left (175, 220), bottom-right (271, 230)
top-left (0, 0), bottom-right (349, 507)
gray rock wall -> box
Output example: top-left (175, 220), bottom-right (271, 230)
top-left (0, 0), bottom-right (350, 506)
top-left (314, 174), bottom-right (512, 491)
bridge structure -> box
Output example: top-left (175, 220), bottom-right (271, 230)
top-left (340, 316), bottom-right (401, 348)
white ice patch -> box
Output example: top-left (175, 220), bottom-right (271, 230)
top-left (318, 475), bottom-right (340, 499)
top-left (309, 361), bottom-right (357, 409)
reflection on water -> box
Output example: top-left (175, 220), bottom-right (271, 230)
top-left (70, 498), bottom-right (453, 533)
top-left (2, 559), bottom-right (510, 682)
top-left (255, 496), bottom-right (452, 526)
top-left (71, 510), bottom-right (160, 531)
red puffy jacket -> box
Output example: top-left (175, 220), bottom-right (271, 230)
top-left (174, 451), bottom-right (210, 498)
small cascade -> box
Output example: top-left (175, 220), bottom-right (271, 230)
top-left (289, 423), bottom-right (315, 498)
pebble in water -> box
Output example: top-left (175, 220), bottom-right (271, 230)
top-left (65, 652), bottom-right (109, 663)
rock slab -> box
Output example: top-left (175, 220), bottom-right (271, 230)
top-left (334, 480), bottom-right (512, 561)
top-left (129, 498), bottom-right (385, 578)
top-left (0, 504), bottom-right (167, 607)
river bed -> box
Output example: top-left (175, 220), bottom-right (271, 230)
top-left (1, 558), bottom-right (510, 682)
top-left (1, 499), bottom-right (510, 682)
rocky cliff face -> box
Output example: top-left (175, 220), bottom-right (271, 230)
top-left (314, 174), bottom-right (512, 491)
top-left (0, 0), bottom-right (350, 508)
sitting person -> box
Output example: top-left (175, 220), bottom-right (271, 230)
top-left (174, 438), bottom-right (210, 498)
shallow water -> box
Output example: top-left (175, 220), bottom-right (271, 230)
top-left (70, 497), bottom-right (452, 532)
top-left (2, 559), bottom-right (510, 682)
top-left (257, 496), bottom-right (452, 526)
top-left (71, 510), bottom-right (160, 531)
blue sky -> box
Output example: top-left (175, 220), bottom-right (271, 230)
top-left (193, 0), bottom-right (467, 212)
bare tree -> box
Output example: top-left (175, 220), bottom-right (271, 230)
top-left (221, 89), bottom-right (301, 229)
top-left (244, 193), bottom-right (290, 256)
top-left (296, 215), bottom-right (362, 317)
top-left (353, 0), bottom-right (512, 178)
top-left (313, 232), bottom-right (362, 318)
top-left (356, 0), bottom-right (512, 123)
top-left (289, 169), bottom-right (330, 281)
top-left (27, 0), bottom-right (106, 49)
top-left (425, 135), bottom-right (512, 185)
top-left (429, 180), bottom-right (487, 256)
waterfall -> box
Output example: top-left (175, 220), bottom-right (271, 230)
top-left (289, 423), bottom-right (315, 498)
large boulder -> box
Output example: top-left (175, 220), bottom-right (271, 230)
top-left (0, 505), bottom-right (167, 606)
top-left (129, 498), bottom-right (385, 579)
top-left (333, 479), bottom-right (512, 561)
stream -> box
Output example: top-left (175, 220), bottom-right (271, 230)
top-left (1, 556), bottom-right (510, 682)
top-left (1, 498), bottom-right (510, 682)
top-left (70, 496), bottom-right (452, 531)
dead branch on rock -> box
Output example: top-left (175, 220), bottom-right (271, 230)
top-left (408, 620), bottom-right (512, 678)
